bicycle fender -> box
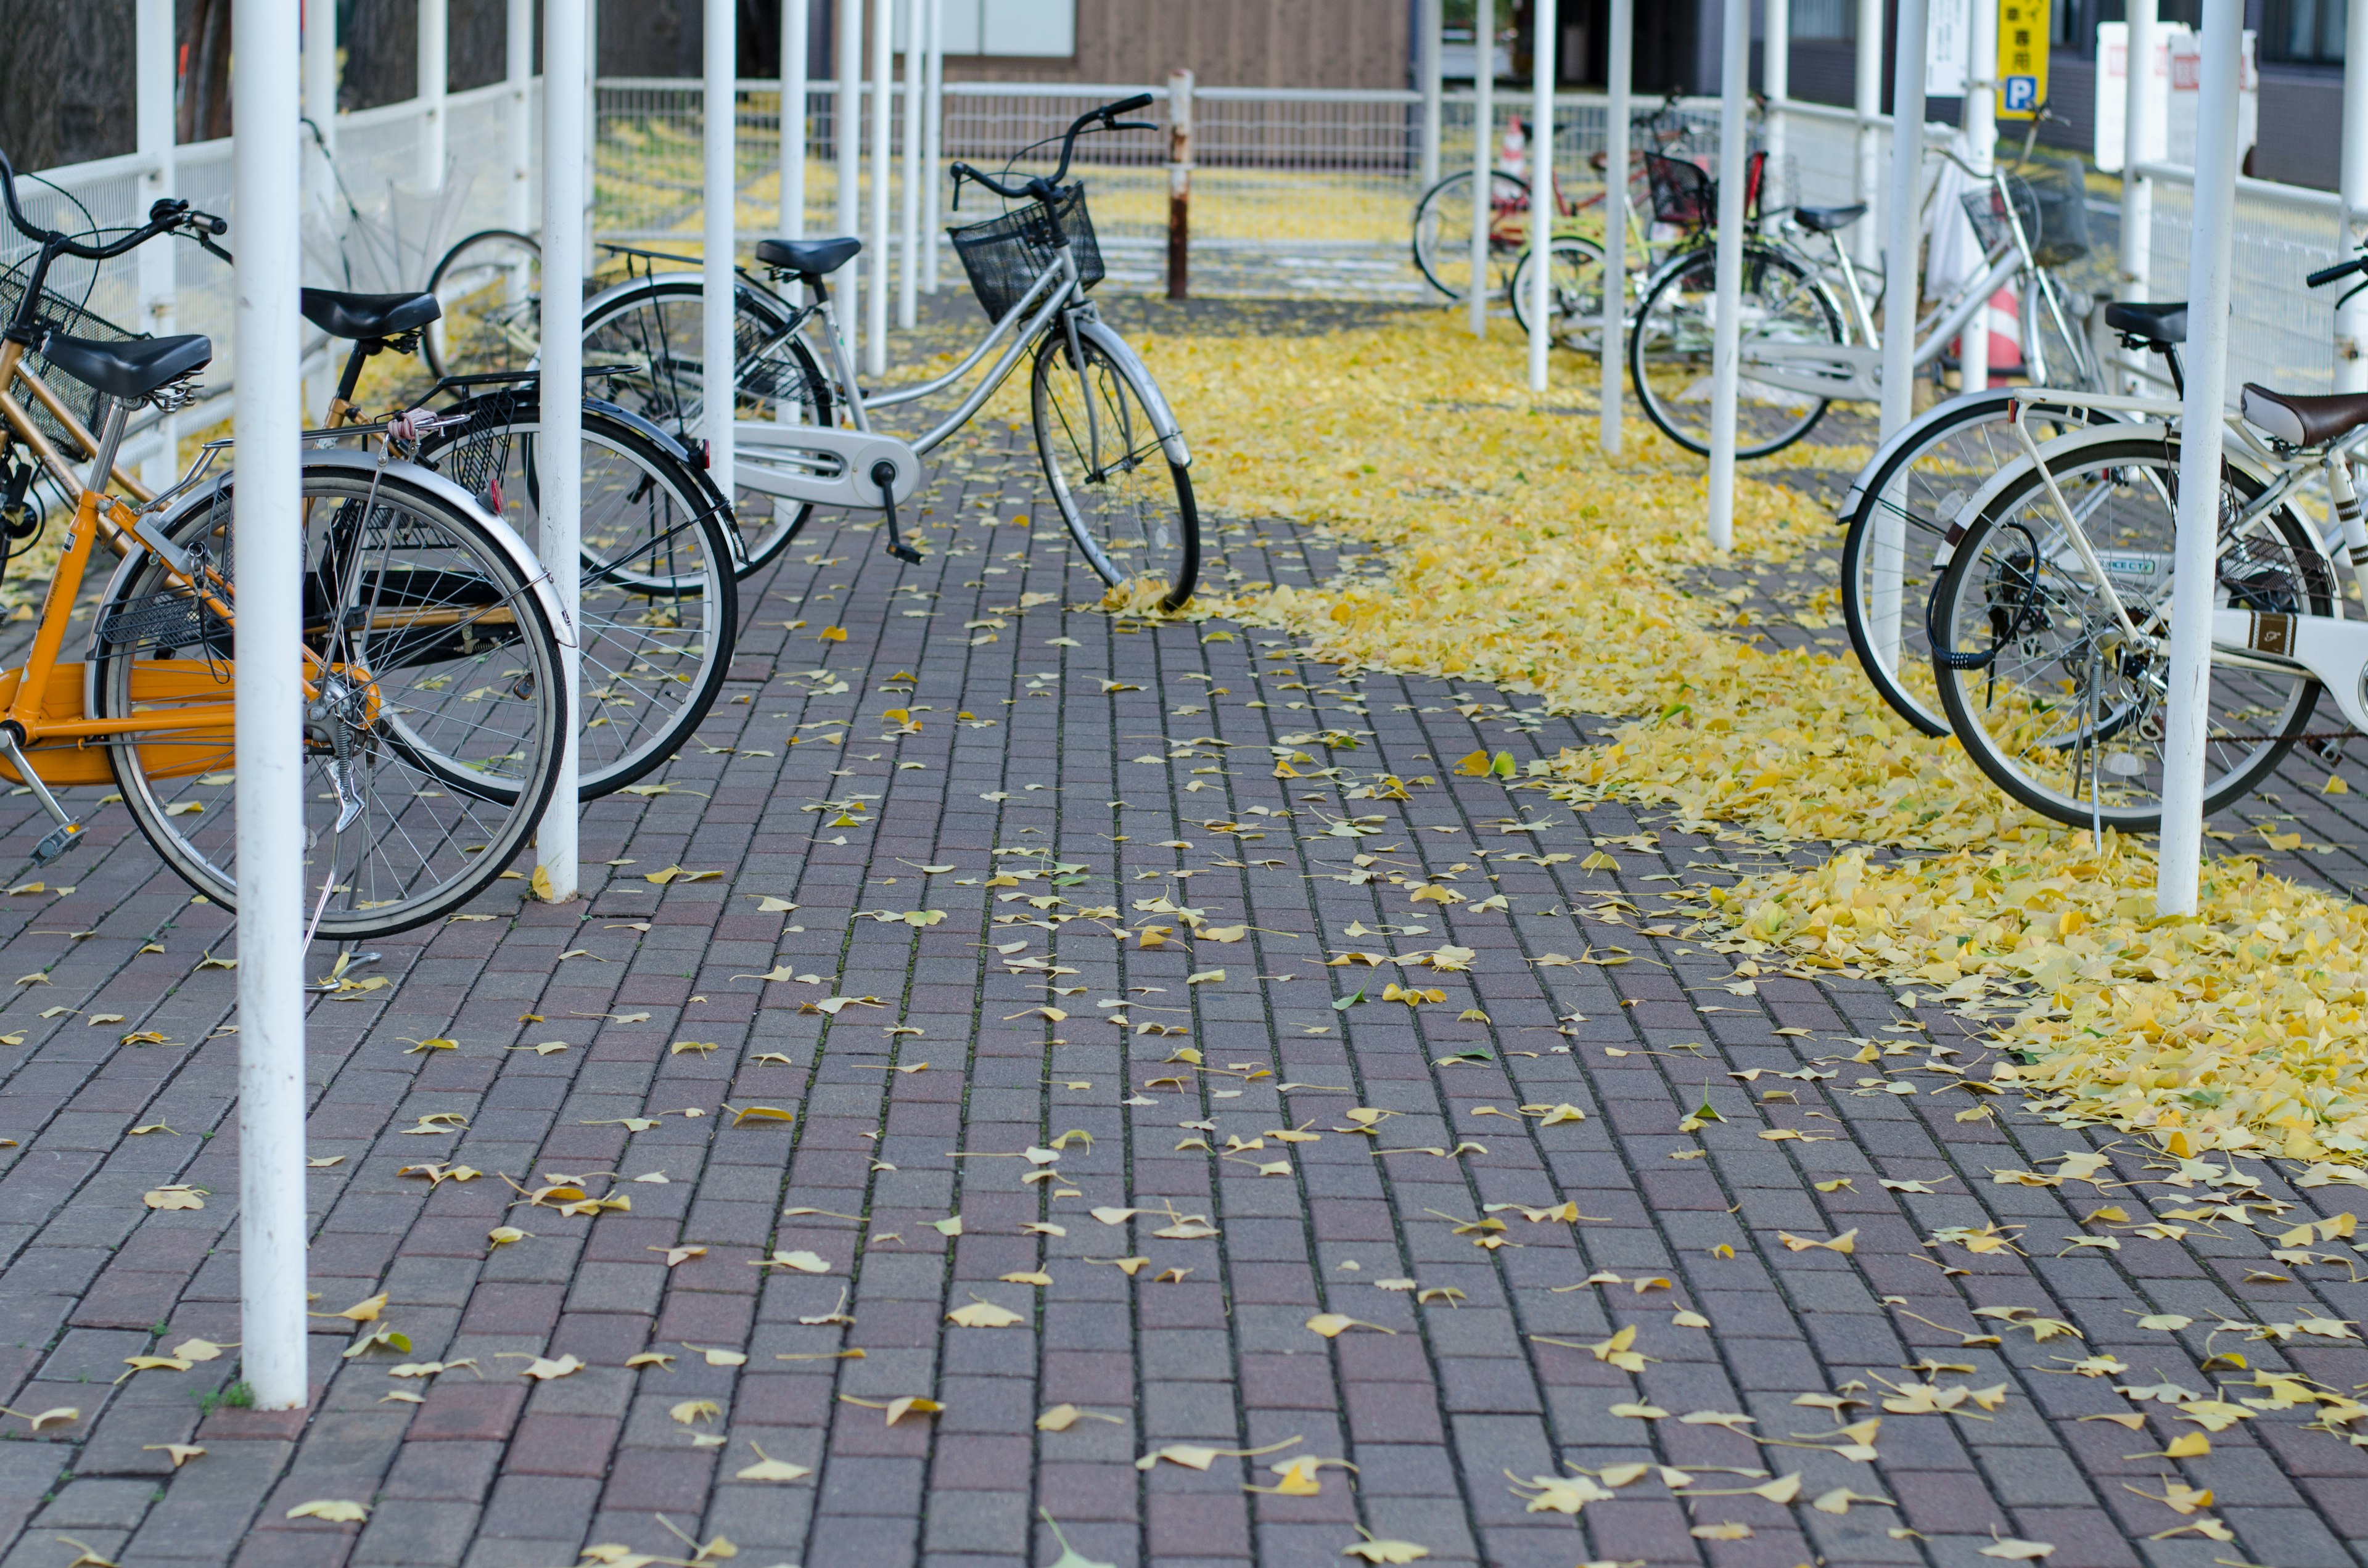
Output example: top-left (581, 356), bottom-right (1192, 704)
top-left (731, 422), bottom-right (922, 510)
top-left (583, 397), bottom-right (694, 466)
top-left (1073, 319), bottom-right (1190, 468)
top-left (1835, 388), bottom-right (2024, 523)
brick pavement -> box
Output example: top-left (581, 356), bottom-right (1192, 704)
top-left (0, 297), bottom-right (2363, 1568)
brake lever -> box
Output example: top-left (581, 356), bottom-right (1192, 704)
top-left (1107, 119), bottom-right (1158, 133)
top-left (190, 227), bottom-right (234, 266)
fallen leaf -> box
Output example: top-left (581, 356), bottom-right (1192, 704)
top-left (286, 1500), bottom-right (369, 1523)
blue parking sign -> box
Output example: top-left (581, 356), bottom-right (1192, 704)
top-left (2002, 75), bottom-right (2039, 112)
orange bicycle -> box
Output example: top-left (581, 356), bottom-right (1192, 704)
top-left (0, 156), bottom-right (570, 939)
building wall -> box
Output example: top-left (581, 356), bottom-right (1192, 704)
top-left (940, 0), bottom-right (1413, 90)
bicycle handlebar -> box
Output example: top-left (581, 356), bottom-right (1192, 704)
top-left (2309, 256), bottom-right (2368, 289)
top-left (949, 94), bottom-right (1157, 208)
top-left (0, 148), bottom-right (227, 263)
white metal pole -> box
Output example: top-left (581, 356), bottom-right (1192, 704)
top-left (1526, 9), bottom-right (1556, 392)
top-left (705, 0), bottom-right (737, 502)
top-left (298, 0), bottom-right (333, 421)
top-left (1600, 0), bottom-right (1630, 455)
top-left (1960, 0), bottom-right (1996, 394)
top-left (302, 0), bottom-right (337, 152)
top-left (539, 0), bottom-right (586, 905)
top-left (231, 0), bottom-right (310, 1416)
top-left (1703, 0), bottom-right (1751, 553)
top-left (1880, 0), bottom-right (1928, 438)
top-left (2155, 0), bottom-right (2243, 917)
top-left (867, 0), bottom-right (892, 374)
top-left (2121, 0), bottom-right (2157, 385)
top-left (1764, 0), bottom-right (1789, 210)
top-left (837, 0), bottom-right (863, 364)
top-left (922, 0), bottom-right (944, 292)
top-left (2335, 0), bottom-right (2368, 391)
top-left (1419, 0), bottom-right (1443, 191)
top-left (898, 0), bottom-right (921, 328)
top-left (1853, 0), bottom-right (1883, 274)
top-left (137, 0), bottom-right (179, 495)
top-left (419, 0), bottom-right (449, 185)
top-left (1467, 0), bottom-right (1494, 337)
top-left (507, 0), bottom-right (533, 234)
top-left (783, 0), bottom-right (809, 239)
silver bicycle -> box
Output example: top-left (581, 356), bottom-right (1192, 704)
top-left (577, 97), bottom-right (1201, 610)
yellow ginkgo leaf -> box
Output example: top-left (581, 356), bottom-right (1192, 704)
top-left (286, 1499), bottom-right (369, 1523)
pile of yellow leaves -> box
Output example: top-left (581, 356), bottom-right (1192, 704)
top-left (1138, 309), bottom-right (2368, 1163)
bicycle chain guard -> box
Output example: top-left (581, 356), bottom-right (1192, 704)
top-left (730, 422), bottom-right (921, 512)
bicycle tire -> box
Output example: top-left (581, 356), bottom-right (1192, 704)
top-left (411, 393), bottom-right (740, 797)
top-left (579, 274), bottom-right (834, 575)
top-left (424, 229), bottom-right (543, 382)
top-left (1508, 235), bottom-right (1610, 354)
top-left (1627, 244), bottom-right (1842, 459)
top-left (90, 464), bottom-right (565, 938)
top-left (1840, 392), bottom-right (2115, 737)
top-left (1412, 168), bottom-right (1532, 303)
top-left (1930, 434), bottom-right (2328, 831)
top-left (1030, 330), bottom-right (1199, 613)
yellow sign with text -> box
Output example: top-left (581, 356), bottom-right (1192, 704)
top-left (1997, 0), bottom-right (2051, 118)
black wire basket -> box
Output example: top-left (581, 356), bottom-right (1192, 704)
top-left (1960, 160), bottom-right (2090, 268)
top-left (1644, 151), bottom-right (1765, 231)
top-left (0, 263), bottom-right (143, 456)
top-left (948, 183), bottom-right (1103, 323)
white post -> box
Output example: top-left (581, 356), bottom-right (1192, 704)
top-left (2335, 0), bottom-right (2367, 391)
top-left (231, 0), bottom-right (310, 1416)
top-left (1880, 0), bottom-right (1927, 438)
top-left (2155, 0), bottom-right (2243, 917)
top-left (302, 0), bottom-right (336, 151)
top-left (1853, 0), bottom-right (1883, 274)
top-left (2121, 0), bottom-right (2157, 385)
top-left (1600, 0), bottom-right (1630, 455)
top-left (1764, 0), bottom-right (1789, 210)
top-left (922, 0), bottom-right (944, 291)
top-left (837, 0), bottom-right (863, 364)
top-left (867, 0), bottom-right (892, 374)
top-left (783, 0), bottom-right (809, 239)
top-left (298, 0), bottom-right (334, 422)
top-left (705, 0), bottom-right (737, 493)
top-left (1419, 0), bottom-right (1444, 191)
top-left (1526, 7), bottom-right (1556, 392)
top-left (1960, 0), bottom-right (1996, 395)
top-left (1703, 0), bottom-right (1751, 553)
top-left (1467, 0), bottom-right (1494, 337)
top-left (539, 0), bottom-right (586, 905)
top-left (898, 0), bottom-right (921, 328)
top-left (419, 0), bottom-right (449, 184)
top-left (507, 0), bottom-right (533, 234)
top-left (137, 0), bottom-right (179, 495)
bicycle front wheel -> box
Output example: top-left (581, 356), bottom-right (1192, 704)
top-left (413, 392), bottom-right (740, 797)
top-left (580, 276), bottom-right (834, 574)
top-left (1930, 435), bottom-right (2328, 831)
top-left (1508, 236), bottom-right (1610, 355)
top-left (1841, 392), bottom-right (2113, 737)
top-left (426, 229), bottom-right (543, 382)
top-left (1412, 169), bottom-right (1531, 302)
top-left (90, 465), bottom-right (565, 938)
top-left (1031, 332), bottom-right (1199, 613)
top-left (1628, 246), bottom-right (1841, 458)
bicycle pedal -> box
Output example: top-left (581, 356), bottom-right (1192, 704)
top-left (30, 821), bottom-right (81, 866)
top-left (887, 543), bottom-right (923, 564)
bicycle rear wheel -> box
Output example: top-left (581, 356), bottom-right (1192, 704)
top-left (1412, 169), bottom-right (1531, 302)
top-left (1031, 331), bottom-right (1199, 613)
top-left (1508, 236), bottom-right (1610, 354)
top-left (90, 464), bottom-right (565, 938)
top-left (1627, 246), bottom-right (1841, 458)
top-left (425, 229), bottom-right (542, 382)
top-left (414, 392), bottom-right (739, 797)
top-left (580, 276), bottom-right (833, 575)
top-left (1930, 436), bottom-right (2327, 831)
top-left (1840, 392), bottom-right (2113, 737)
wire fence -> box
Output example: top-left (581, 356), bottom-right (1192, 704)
top-left (8, 72), bottom-right (2361, 468)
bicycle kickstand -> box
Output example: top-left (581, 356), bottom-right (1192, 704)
top-left (874, 460), bottom-right (923, 565)
top-left (0, 730), bottom-right (83, 866)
